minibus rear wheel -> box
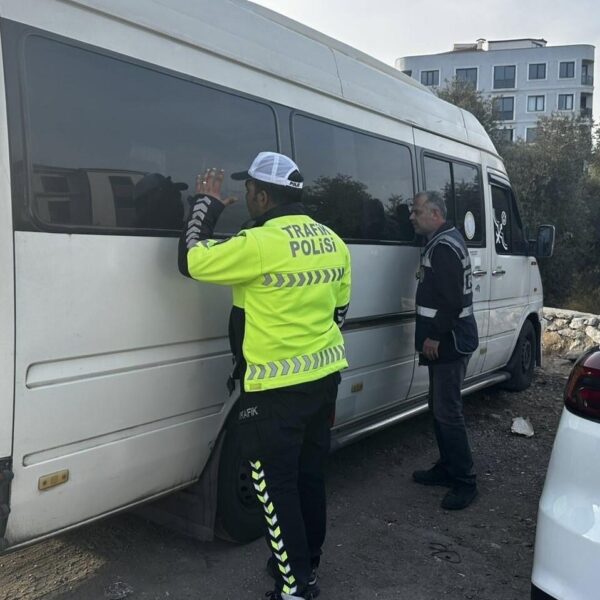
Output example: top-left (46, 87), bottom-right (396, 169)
top-left (503, 320), bottom-right (536, 391)
top-left (215, 425), bottom-right (264, 543)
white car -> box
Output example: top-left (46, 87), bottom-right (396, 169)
top-left (531, 347), bottom-right (600, 600)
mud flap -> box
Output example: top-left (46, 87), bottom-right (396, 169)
top-left (0, 458), bottom-right (13, 552)
top-left (133, 434), bottom-right (225, 542)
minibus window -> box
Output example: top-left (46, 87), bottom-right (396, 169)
top-left (293, 115), bottom-right (415, 243)
top-left (453, 163), bottom-right (484, 245)
top-left (491, 185), bottom-right (514, 254)
top-left (22, 36), bottom-right (278, 234)
top-left (423, 155), bottom-right (484, 247)
top-left (491, 184), bottom-right (527, 255)
top-left (423, 156), bottom-right (455, 225)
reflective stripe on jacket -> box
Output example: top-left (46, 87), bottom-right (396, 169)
top-left (415, 224), bottom-right (478, 360)
top-left (186, 204), bottom-right (351, 391)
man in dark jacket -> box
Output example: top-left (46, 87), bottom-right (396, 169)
top-left (410, 191), bottom-right (479, 510)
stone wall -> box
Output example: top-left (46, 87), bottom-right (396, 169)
top-left (543, 307), bottom-right (600, 360)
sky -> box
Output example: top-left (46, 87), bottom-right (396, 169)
top-left (252, 0), bottom-right (599, 121)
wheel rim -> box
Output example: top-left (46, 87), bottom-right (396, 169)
top-left (521, 337), bottom-right (532, 372)
top-left (236, 460), bottom-right (258, 509)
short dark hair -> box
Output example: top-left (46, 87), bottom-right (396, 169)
top-left (415, 190), bottom-right (447, 219)
top-left (251, 170), bottom-right (304, 205)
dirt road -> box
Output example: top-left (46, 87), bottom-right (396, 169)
top-left (0, 358), bottom-right (571, 600)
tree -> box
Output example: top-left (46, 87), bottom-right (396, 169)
top-left (436, 79), bottom-right (504, 147)
top-left (501, 115), bottom-right (596, 310)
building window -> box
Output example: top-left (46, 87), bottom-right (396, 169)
top-left (456, 68), bottom-right (478, 87)
top-left (420, 70), bottom-right (439, 87)
top-left (528, 63), bottom-right (546, 80)
top-left (526, 128), bottom-right (538, 143)
top-left (581, 63), bottom-right (593, 85)
top-left (559, 61), bottom-right (575, 78)
top-left (558, 94), bottom-right (574, 110)
top-left (527, 95), bottom-right (545, 112)
top-left (493, 97), bottom-right (515, 121)
top-left (493, 65), bottom-right (516, 89)
top-left (498, 128), bottom-right (514, 142)
top-left (401, 69), bottom-right (412, 77)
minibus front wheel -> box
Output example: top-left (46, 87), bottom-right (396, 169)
top-left (503, 319), bottom-right (536, 391)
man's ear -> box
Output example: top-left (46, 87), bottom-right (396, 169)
top-left (257, 189), bottom-right (270, 207)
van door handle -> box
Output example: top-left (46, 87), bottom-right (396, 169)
top-left (472, 269), bottom-right (488, 277)
top-left (492, 268), bottom-right (506, 276)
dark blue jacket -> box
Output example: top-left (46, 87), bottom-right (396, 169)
top-left (415, 223), bottom-right (479, 364)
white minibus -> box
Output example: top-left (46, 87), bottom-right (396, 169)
top-left (0, 0), bottom-right (553, 551)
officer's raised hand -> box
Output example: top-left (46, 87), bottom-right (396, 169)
top-left (196, 167), bottom-right (236, 206)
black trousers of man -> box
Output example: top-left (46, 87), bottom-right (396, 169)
top-left (236, 373), bottom-right (339, 597)
top-left (427, 356), bottom-right (476, 486)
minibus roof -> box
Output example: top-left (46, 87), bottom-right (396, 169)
top-left (64, 0), bottom-right (498, 155)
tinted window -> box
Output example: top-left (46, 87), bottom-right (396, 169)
top-left (559, 61), bottom-right (575, 78)
top-left (454, 164), bottom-right (483, 244)
top-left (423, 157), bottom-right (484, 246)
top-left (456, 68), bottom-right (478, 87)
top-left (423, 156), bottom-right (454, 225)
top-left (493, 65), bottom-right (516, 89)
top-left (526, 128), bottom-right (538, 143)
top-left (493, 97), bottom-right (515, 121)
top-left (491, 185), bottom-right (526, 254)
top-left (23, 36), bottom-right (278, 233)
top-left (293, 115), bottom-right (415, 242)
top-left (421, 70), bottom-right (439, 86)
top-left (529, 63), bottom-right (546, 80)
top-left (558, 94), bottom-right (574, 110)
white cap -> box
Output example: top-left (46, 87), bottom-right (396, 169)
top-left (231, 152), bottom-right (303, 189)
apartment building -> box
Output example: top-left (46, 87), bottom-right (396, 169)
top-left (396, 39), bottom-right (595, 142)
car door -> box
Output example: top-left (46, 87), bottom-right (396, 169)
top-left (483, 174), bottom-right (530, 372)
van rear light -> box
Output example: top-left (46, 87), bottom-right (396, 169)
top-left (564, 350), bottom-right (600, 421)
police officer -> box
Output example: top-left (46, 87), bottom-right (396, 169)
top-left (409, 191), bottom-right (479, 510)
top-left (178, 152), bottom-right (351, 600)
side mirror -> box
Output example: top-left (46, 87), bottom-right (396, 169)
top-left (535, 224), bottom-right (555, 258)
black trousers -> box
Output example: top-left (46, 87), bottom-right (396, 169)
top-left (427, 357), bottom-right (476, 487)
top-left (236, 373), bottom-right (339, 597)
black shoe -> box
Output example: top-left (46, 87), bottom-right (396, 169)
top-left (266, 557), bottom-right (319, 598)
top-left (264, 590), bottom-right (314, 600)
top-left (441, 484), bottom-right (478, 510)
top-left (412, 464), bottom-right (454, 487)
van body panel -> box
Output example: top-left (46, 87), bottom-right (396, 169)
top-left (0, 32), bottom-right (14, 458)
top-left (7, 232), bottom-right (234, 544)
top-left (334, 322), bottom-right (416, 427)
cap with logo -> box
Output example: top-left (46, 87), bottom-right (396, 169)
top-left (231, 152), bottom-right (303, 189)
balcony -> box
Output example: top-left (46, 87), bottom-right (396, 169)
top-left (580, 107), bottom-right (593, 119)
top-left (581, 74), bottom-right (594, 86)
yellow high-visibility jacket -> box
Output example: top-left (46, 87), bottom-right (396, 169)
top-left (183, 199), bottom-right (351, 392)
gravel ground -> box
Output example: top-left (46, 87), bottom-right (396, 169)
top-left (0, 357), bottom-right (572, 600)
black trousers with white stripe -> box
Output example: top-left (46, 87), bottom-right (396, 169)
top-left (237, 373), bottom-right (339, 596)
